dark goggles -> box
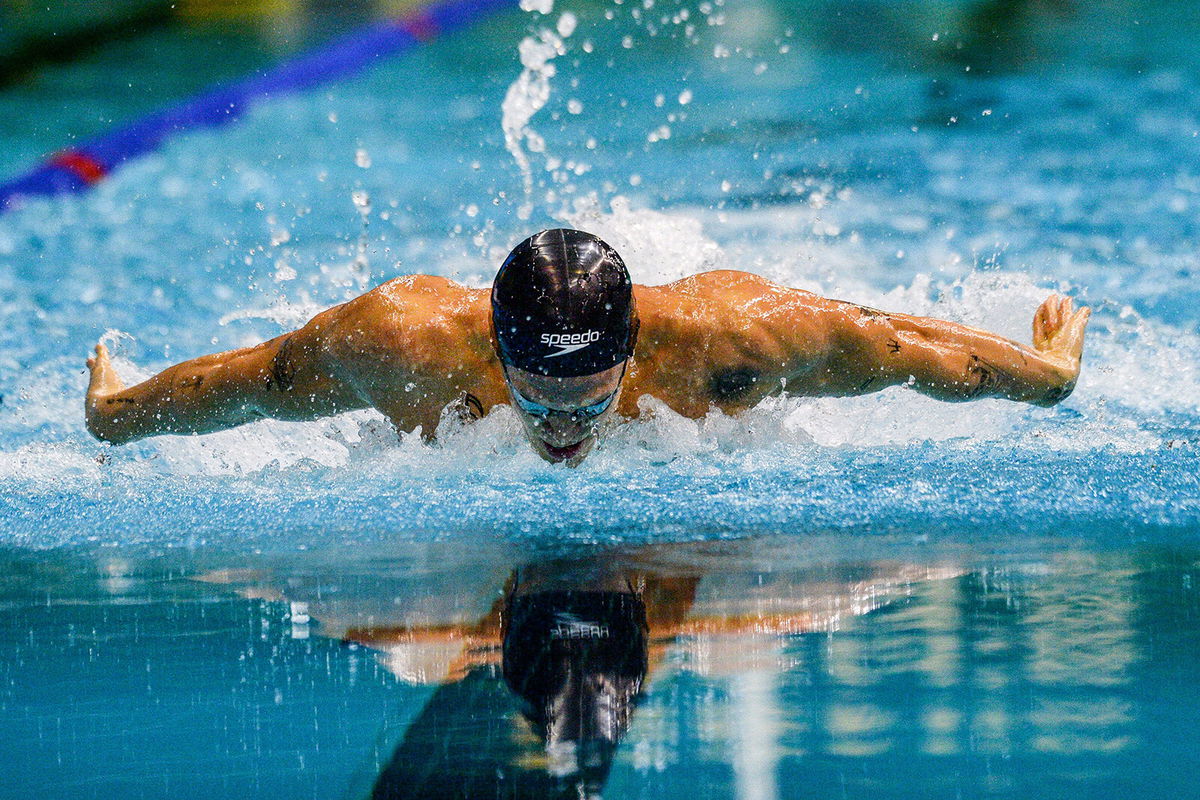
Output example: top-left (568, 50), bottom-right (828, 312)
top-left (504, 364), bottom-right (625, 424)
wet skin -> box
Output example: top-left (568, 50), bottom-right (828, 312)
top-left (85, 270), bottom-right (1090, 464)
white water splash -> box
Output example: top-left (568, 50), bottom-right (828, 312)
top-left (351, 189), bottom-right (372, 289)
top-left (563, 195), bottom-right (725, 283)
top-left (501, 9), bottom-right (578, 219)
top-left (556, 11), bottom-right (577, 38)
top-left (218, 294), bottom-right (327, 329)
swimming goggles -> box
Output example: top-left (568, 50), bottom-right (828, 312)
top-left (505, 365), bottom-right (624, 424)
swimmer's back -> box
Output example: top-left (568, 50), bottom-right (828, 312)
top-left (625, 271), bottom-right (836, 416)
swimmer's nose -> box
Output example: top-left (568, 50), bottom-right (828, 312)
top-left (533, 416), bottom-right (591, 446)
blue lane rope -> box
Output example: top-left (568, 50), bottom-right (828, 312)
top-left (0, 0), bottom-right (514, 212)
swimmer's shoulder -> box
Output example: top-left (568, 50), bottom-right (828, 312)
top-left (336, 275), bottom-right (483, 325)
top-left (326, 275), bottom-right (491, 372)
top-left (636, 270), bottom-right (825, 330)
top-left (370, 274), bottom-right (478, 308)
top-left (640, 269), bottom-right (818, 303)
top-left (633, 269), bottom-right (834, 375)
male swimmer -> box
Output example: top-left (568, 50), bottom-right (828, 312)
top-left (85, 228), bottom-right (1090, 465)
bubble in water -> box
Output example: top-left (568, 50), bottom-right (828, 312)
top-left (556, 12), bottom-right (577, 37)
top-left (678, 89), bottom-right (693, 105)
top-left (519, 0), bottom-right (553, 12)
top-left (355, 148), bottom-right (372, 169)
top-left (568, 99), bottom-right (583, 114)
top-left (352, 190), bottom-right (371, 215)
top-left (647, 125), bottom-right (671, 143)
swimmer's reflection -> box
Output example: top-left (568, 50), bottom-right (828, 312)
top-left (502, 562), bottom-right (649, 794)
top-left (367, 557), bottom-right (696, 800)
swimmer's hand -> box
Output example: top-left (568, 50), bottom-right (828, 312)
top-left (85, 343), bottom-right (127, 442)
top-left (1031, 294), bottom-right (1090, 403)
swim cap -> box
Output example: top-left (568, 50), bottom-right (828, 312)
top-left (502, 589), bottom-right (648, 750)
top-left (492, 229), bottom-right (638, 378)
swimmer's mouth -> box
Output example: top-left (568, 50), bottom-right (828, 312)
top-left (543, 440), bottom-right (586, 461)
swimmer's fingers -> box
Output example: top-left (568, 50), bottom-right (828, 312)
top-left (86, 343), bottom-right (125, 398)
top-left (1051, 295), bottom-right (1069, 331)
top-left (1059, 296), bottom-right (1074, 330)
top-left (1064, 306), bottom-right (1091, 361)
top-left (86, 343), bottom-right (108, 371)
top-left (1033, 295), bottom-right (1089, 360)
top-left (1033, 294), bottom-right (1062, 349)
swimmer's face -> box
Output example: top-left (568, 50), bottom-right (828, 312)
top-left (503, 361), bottom-right (627, 466)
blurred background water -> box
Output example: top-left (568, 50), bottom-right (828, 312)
top-left (0, 0), bottom-right (1198, 797)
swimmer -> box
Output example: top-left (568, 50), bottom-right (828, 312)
top-left (85, 228), bottom-right (1090, 465)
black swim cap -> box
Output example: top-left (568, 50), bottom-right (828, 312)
top-left (502, 590), bottom-right (648, 751)
top-left (492, 229), bottom-right (638, 378)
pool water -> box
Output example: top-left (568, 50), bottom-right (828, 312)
top-left (1, 0), bottom-right (1198, 796)
top-left (3, 538), bottom-right (1199, 799)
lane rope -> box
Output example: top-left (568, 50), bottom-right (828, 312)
top-left (0, 0), bottom-right (513, 212)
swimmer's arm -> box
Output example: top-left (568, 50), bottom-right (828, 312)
top-left (814, 294), bottom-right (1090, 405)
top-left (85, 307), bottom-right (366, 444)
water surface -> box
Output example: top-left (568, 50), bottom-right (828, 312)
top-left (0, 1), bottom-right (1197, 795)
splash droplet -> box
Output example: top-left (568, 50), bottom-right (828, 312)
top-left (556, 12), bottom-right (577, 37)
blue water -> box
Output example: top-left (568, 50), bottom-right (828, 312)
top-left (1, 0), bottom-right (1199, 796)
top-left (1, 0), bottom-right (1197, 548)
top-left (3, 539), bottom-right (1199, 798)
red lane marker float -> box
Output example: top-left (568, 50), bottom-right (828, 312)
top-left (401, 12), bottom-right (440, 42)
top-left (49, 149), bottom-right (108, 185)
